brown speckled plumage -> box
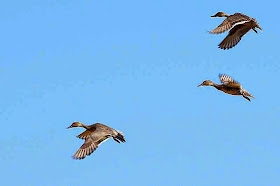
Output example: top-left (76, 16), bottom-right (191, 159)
top-left (209, 12), bottom-right (262, 49)
top-left (67, 122), bottom-right (125, 160)
top-left (198, 74), bottom-right (255, 101)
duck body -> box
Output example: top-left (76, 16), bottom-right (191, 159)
top-left (67, 122), bottom-right (125, 160)
top-left (214, 84), bottom-right (244, 96)
top-left (198, 74), bottom-right (255, 101)
top-left (210, 12), bottom-right (262, 49)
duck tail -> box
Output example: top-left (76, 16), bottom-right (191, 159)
top-left (113, 130), bottom-right (126, 143)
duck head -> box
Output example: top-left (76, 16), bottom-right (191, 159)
top-left (67, 122), bottom-right (83, 129)
top-left (211, 12), bottom-right (229, 17)
top-left (197, 80), bottom-right (215, 87)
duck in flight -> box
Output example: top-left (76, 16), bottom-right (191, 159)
top-left (197, 74), bottom-right (255, 101)
top-left (209, 12), bottom-right (262, 49)
top-left (67, 122), bottom-right (126, 159)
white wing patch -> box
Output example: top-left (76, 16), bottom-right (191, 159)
top-left (231, 20), bottom-right (251, 29)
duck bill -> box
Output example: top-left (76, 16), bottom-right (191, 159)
top-left (197, 83), bottom-right (203, 87)
top-left (66, 126), bottom-right (72, 129)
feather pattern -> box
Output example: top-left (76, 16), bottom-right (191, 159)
top-left (198, 74), bottom-right (255, 101)
top-left (209, 12), bottom-right (262, 49)
top-left (76, 126), bottom-right (96, 139)
top-left (67, 122), bottom-right (126, 160)
top-left (219, 74), bottom-right (240, 87)
top-left (210, 13), bottom-right (251, 34)
top-left (241, 88), bottom-right (255, 99)
top-left (73, 138), bottom-right (98, 160)
top-left (218, 23), bottom-right (252, 49)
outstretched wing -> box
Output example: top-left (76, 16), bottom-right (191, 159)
top-left (218, 23), bottom-right (252, 49)
top-left (72, 135), bottom-right (112, 160)
top-left (219, 74), bottom-right (241, 88)
top-left (210, 13), bottom-right (251, 34)
top-left (72, 138), bottom-right (98, 159)
top-left (210, 19), bottom-right (233, 34)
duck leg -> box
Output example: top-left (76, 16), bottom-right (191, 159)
top-left (243, 95), bottom-right (251, 102)
top-left (252, 28), bottom-right (258, 33)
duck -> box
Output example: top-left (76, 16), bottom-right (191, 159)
top-left (209, 12), bottom-right (262, 49)
top-left (197, 74), bottom-right (255, 101)
top-left (67, 122), bottom-right (126, 159)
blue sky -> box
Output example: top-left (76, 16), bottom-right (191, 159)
top-left (1, 0), bottom-right (279, 185)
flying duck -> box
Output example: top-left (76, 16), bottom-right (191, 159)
top-left (67, 122), bottom-right (126, 159)
top-left (197, 74), bottom-right (255, 101)
top-left (209, 12), bottom-right (262, 49)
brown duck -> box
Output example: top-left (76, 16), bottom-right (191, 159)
top-left (209, 12), bottom-right (262, 49)
top-left (197, 74), bottom-right (255, 101)
top-left (67, 122), bottom-right (126, 159)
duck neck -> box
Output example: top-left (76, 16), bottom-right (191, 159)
top-left (81, 123), bottom-right (90, 130)
top-left (212, 83), bottom-right (220, 89)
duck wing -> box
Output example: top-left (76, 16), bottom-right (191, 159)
top-left (72, 137), bottom-right (98, 159)
top-left (219, 74), bottom-right (241, 88)
top-left (210, 13), bottom-right (251, 34)
top-left (218, 23), bottom-right (252, 49)
top-left (72, 134), bottom-right (112, 159)
top-left (76, 125), bottom-right (97, 139)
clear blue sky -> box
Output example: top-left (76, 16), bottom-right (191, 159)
top-left (1, 0), bottom-right (279, 185)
